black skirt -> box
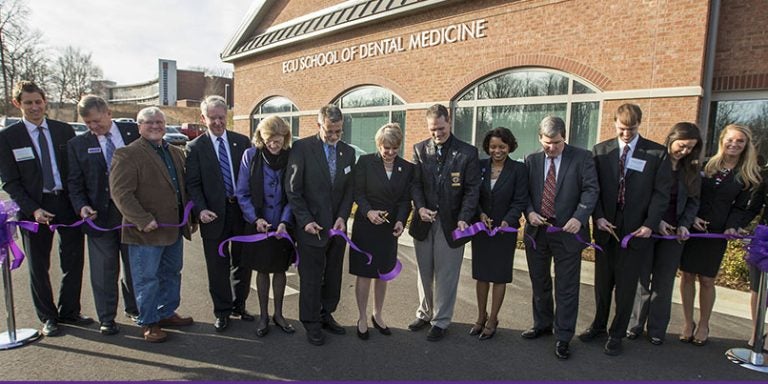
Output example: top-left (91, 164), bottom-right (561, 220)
top-left (349, 216), bottom-right (398, 279)
top-left (471, 231), bottom-right (516, 283)
top-left (679, 236), bottom-right (728, 278)
top-left (240, 223), bottom-right (295, 273)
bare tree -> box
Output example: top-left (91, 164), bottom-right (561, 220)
top-left (50, 46), bottom-right (102, 116)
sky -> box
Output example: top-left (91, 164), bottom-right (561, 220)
top-left (27, 0), bottom-right (256, 84)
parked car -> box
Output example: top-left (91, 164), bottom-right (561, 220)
top-left (180, 123), bottom-right (206, 139)
top-left (163, 125), bottom-right (188, 146)
top-left (113, 117), bottom-right (135, 123)
top-left (1, 116), bottom-right (21, 128)
top-left (69, 122), bottom-right (89, 136)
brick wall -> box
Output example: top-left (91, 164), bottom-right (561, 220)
top-left (713, 0), bottom-right (768, 91)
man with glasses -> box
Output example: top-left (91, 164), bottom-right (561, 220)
top-left (579, 103), bottom-right (672, 356)
top-left (286, 105), bottom-right (356, 346)
top-left (185, 95), bottom-right (254, 332)
top-left (110, 107), bottom-right (195, 343)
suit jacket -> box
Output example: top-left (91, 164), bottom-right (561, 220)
top-left (525, 145), bottom-right (599, 251)
top-left (0, 119), bottom-right (75, 218)
top-left (408, 135), bottom-right (481, 248)
top-left (109, 137), bottom-right (192, 245)
top-left (185, 131), bottom-right (251, 239)
top-left (695, 169), bottom-right (752, 232)
top-left (477, 157), bottom-right (528, 228)
top-left (285, 134), bottom-right (355, 247)
top-left (67, 122), bottom-right (139, 235)
top-left (353, 153), bottom-right (414, 225)
top-left (592, 136), bottom-right (672, 247)
top-left (669, 168), bottom-right (700, 230)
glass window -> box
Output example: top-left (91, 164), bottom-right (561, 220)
top-left (333, 86), bottom-right (407, 156)
top-left (707, 99), bottom-right (768, 161)
top-left (454, 68), bottom-right (601, 159)
top-left (250, 96), bottom-right (300, 138)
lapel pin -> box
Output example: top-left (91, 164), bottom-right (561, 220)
top-left (233, 143), bottom-right (237, 147)
top-left (127, 132), bottom-right (132, 136)
top-left (398, 166), bottom-right (401, 172)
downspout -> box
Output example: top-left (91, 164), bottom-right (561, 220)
top-left (698, 0), bottom-right (721, 147)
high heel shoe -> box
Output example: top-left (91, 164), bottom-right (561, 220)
top-left (371, 316), bottom-right (392, 336)
top-left (357, 320), bottom-right (369, 340)
top-left (469, 312), bottom-right (488, 336)
top-left (255, 318), bottom-right (270, 337)
top-left (692, 326), bottom-right (709, 346)
top-left (479, 319), bottom-right (498, 341)
top-left (679, 321), bottom-right (696, 343)
top-left (273, 316), bottom-right (295, 334)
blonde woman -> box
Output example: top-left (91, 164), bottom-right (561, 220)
top-left (678, 124), bottom-right (761, 346)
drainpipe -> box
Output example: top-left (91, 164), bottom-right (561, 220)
top-left (698, 0), bottom-right (721, 145)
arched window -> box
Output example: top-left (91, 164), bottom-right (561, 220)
top-left (333, 86), bottom-right (406, 156)
top-left (454, 68), bottom-right (602, 160)
top-left (250, 96), bottom-right (300, 138)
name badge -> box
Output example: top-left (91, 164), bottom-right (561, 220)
top-left (88, 147), bottom-right (102, 154)
top-left (627, 157), bottom-right (646, 172)
top-left (451, 172), bottom-right (461, 187)
top-left (12, 147), bottom-right (34, 161)
top-left (344, 166), bottom-right (351, 175)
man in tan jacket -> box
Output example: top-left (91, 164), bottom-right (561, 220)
top-left (109, 106), bottom-right (194, 343)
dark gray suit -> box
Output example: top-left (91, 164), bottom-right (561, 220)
top-left (524, 144), bottom-right (598, 342)
top-left (67, 122), bottom-right (139, 323)
top-left (185, 131), bottom-right (252, 318)
top-left (285, 134), bottom-right (355, 328)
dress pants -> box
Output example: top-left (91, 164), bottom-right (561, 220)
top-left (413, 216), bottom-right (465, 329)
top-left (20, 192), bottom-right (85, 323)
top-left (525, 229), bottom-right (582, 342)
top-left (592, 211), bottom-right (652, 338)
top-left (88, 231), bottom-right (138, 322)
top-left (629, 238), bottom-right (684, 340)
top-left (297, 235), bottom-right (346, 330)
top-left (201, 201), bottom-right (250, 318)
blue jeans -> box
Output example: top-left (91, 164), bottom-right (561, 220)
top-left (128, 235), bottom-right (183, 326)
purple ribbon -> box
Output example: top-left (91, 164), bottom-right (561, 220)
top-left (620, 231), bottom-right (745, 249)
top-left (451, 221), bottom-right (536, 250)
top-left (545, 226), bottom-right (603, 252)
top-left (328, 229), bottom-right (401, 281)
top-left (746, 225), bottom-right (768, 273)
top-left (49, 201), bottom-right (195, 232)
top-left (0, 200), bottom-right (39, 270)
top-left (217, 231), bottom-right (299, 267)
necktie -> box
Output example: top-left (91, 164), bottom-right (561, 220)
top-left (618, 144), bottom-right (630, 208)
top-left (37, 127), bottom-right (55, 191)
top-left (436, 145), bottom-right (444, 176)
top-left (217, 137), bottom-right (234, 196)
top-left (326, 144), bottom-right (336, 183)
top-left (104, 132), bottom-right (116, 171)
top-left (541, 157), bottom-right (557, 218)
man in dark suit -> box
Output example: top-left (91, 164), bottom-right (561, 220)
top-left (0, 80), bottom-right (90, 337)
top-left (67, 95), bottom-right (139, 336)
top-left (579, 104), bottom-right (672, 356)
top-left (408, 104), bottom-right (481, 341)
top-left (186, 95), bottom-right (254, 332)
top-left (285, 105), bottom-right (355, 346)
top-left (522, 116), bottom-right (599, 359)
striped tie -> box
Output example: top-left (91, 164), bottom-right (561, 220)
top-left (104, 132), bottom-right (116, 172)
top-left (617, 144), bottom-right (630, 209)
top-left (217, 137), bottom-right (234, 196)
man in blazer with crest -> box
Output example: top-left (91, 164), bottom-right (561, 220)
top-left (67, 95), bottom-right (139, 335)
top-left (579, 104), bottom-right (672, 356)
top-left (285, 105), bottom-right (356, 346)
top-left (407, 104), bottom-right (481, 341)
top-left (185, 95), bottom-right (254, 332)
top-left (0, 80), bottom-right (89, 337)
top-left (522, 116), bottom-right (599, 359)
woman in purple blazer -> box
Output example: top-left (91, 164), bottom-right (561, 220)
top-left (236, 116), bottom-right (295, 337)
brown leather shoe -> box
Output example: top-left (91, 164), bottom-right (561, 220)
top-left (158, 313), bottom-right (194, 327)
top-left (143, 325), bottom-right (167, 343)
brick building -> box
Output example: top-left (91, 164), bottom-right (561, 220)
top-left (221, 0), bottom-right (768, 160)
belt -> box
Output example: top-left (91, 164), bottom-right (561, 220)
top-left (43, 190), bottom-right (64, 196)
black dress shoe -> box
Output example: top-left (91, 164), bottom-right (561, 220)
top-left (371, 316), bottom-right (391, 336)
top-left (321, 316), bottom-right (346, 335)
top-left (626, 327), bottom-right (642, 340)
top-left (521, 326), bottom-right (553, 339)
top-left (58, 313), bottom-right (94, 326)
top-left (42, 320), bottom-right (60, 337)
top-left (408, 318), bottom-right (430, 332)
top-left (555, 340), bottom-right (570, 359)
top-left (578, 327), bottom-right (607, 342)
top-left (649, 336), bottom-right (664, 345)
top-left (255, 323), bottom-right (270, 337)
top-left (604, 337), bottom-right (623, 356)
top-left (426, 325), bottom-right (446, 341)
top-left (232, 308), bottom-right (255, 322)
top-left (214, 316), bottom-right (230, 332)
top-left (273, 316), bottom-right (295, 334)
top-left (306, 328), bottom-right (325, 346)
top-left (99, 321), bottom-right (120, 335)
top-left (357, 320), bottom-right (369, 340)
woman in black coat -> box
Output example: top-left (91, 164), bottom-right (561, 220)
top-left (349, 123), bottom-right (414, 340)
top-left (469, 127), bottom-right (528, 340)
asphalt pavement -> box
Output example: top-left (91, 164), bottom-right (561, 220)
top-left (0, 231), bottom-right (766, 381)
